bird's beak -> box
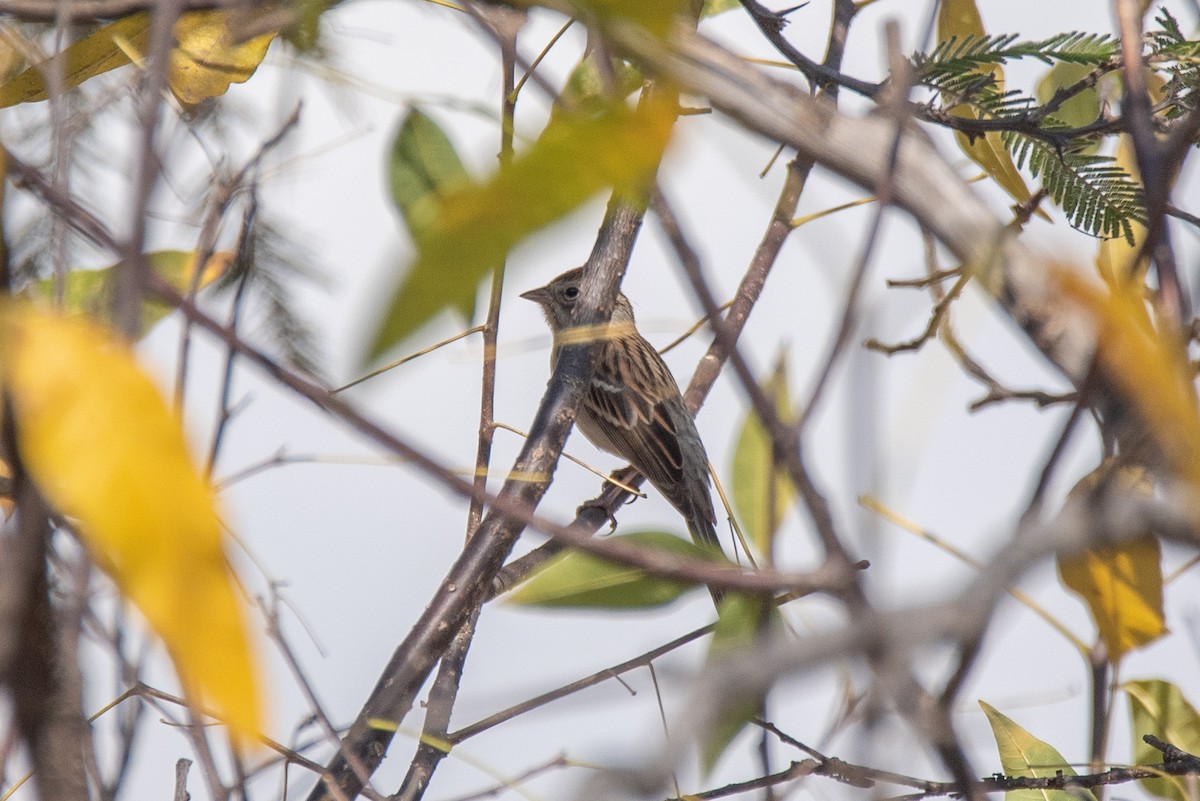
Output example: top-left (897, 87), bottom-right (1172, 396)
top-left (520, 287), bottom-right (549, 304)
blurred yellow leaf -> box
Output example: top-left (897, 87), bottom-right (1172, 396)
top-left (32, 250), bottom-right (233, 336)
top-left (936, 0), bottom-right (986, 36)
top-left (1125, 679), bottom-right (1200, 801)
top-left (0, 9), bottom-right (274, 109)
top-left (936, 0), bottom-right (1041, 214)
top-left (1057, 268), bottom-right (1200, 486)
top-left (1059, 517), bottom-right (1165, 661)
top-left (0, 13), bottom-right (150, 108)
top-left (169, 10), bottom-right (276, 106)
top-left (366, 94), bottom-right (676, 360)
top-left (1094, 72), bottom-right (1163, 285)
top-left (980, 700), bottom-right (1097, 801)
top-left (0, 29), bottom-right (32, 84)
top-left (0, 305), bottom-right (260, 740)
top-left (1096, 136), bottom-right (1147, 287)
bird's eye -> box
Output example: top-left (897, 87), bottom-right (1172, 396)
top-left (563, 286), bottom-right (580, 300)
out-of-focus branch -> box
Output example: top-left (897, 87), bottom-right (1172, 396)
top-left (0, 0), bottom-right (260, 21)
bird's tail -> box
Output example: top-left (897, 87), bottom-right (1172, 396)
top-left (679, 488), bottom-right (725, 607)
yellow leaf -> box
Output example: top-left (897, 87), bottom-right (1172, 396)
top-left (0, 9), bottom-right (274, 109)
top-left (1056, 268), bottom-right (1200, 486)
top-left (936, 0), bottom-right (986, 42)
top-left (936, 0), bottom-right (1040, 213)
top-left (169, 10), bottom-right (277, 106)
top-left (0, 13), bottom-right (150, 109)
top-left (1058, 467), bottom-right (1166, 659)
top-left (1096, 136), bottom-right (1149, 287)
top-left (0, 305), bottom-right (261, 740)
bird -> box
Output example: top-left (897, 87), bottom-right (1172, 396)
top-left (520, 267), bottom-right (721, 554)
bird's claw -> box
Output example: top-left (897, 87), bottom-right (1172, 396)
top-left (576, 499), bottom-right (619, 533)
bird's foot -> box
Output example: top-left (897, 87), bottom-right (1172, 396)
top-left (576, 499), bottom-right (619, 533)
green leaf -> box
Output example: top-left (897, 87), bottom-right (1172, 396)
top-left (701, 593), bottom-right (774, 772)
top-left (979, 700), bottom-right (1097, 801)
top-left (388, 108), bottom-right (471, 240)
top-left (507, 531), bottom-right (714, 608)
top-left (1125, 679), bottom-right (1200, 801)
top-left (31, 251), bottom-right (233, 337)
top-left (365, 97), bottom-right (675, 360)
top-left (731, 354), bottom-right (794, 555)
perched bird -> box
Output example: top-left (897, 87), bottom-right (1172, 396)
top-left (520, 267), bottom-right (720, 553)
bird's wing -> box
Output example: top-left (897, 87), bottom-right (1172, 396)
top-left (585, 335), bottom-right (686, 491)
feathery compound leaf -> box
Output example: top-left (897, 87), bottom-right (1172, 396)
top-left (916, 32), bottom-right (1118, 78)
top-left (1002, 132), bottom-right (1145, 243)
top-left (0, 306), bottom-right (261, 741)
top-left (1148, 10), bottom-right (1200, 119)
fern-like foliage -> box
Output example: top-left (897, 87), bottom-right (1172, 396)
top-left (1148, 10), bottom-right (1200, 120)
top-left (911, 29), bottom-right (1150, 243)
top-left (1002, 131), bottom-right (1145, 243)
top-left (914, 32), bottom-right (1118, 79)
top-left (920, 68), bottom-right (1035, 118)
top-left (914, 33), bottom-right (1119, 125)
